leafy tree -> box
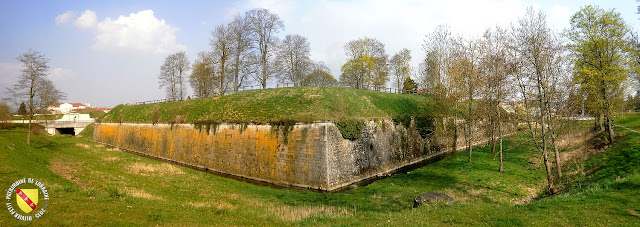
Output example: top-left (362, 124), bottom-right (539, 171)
top-left (304, 62), bottom-right (336, 87)
top-left (402, 76), bottom-right (417, 94)
top-left (341, 37), bottom-right (388, 90)
top-left (18, 102), bottom-right (27, 115)
top-left (159, 51), bottom-right (190, 101)
top-left (0, 103), bottom-right (10, 121)
top-left (340, 55), bottom-right (375, 89)
top-left (189, 51), bottom-right (216, 98)
top-left (566, 5), bottom-right (633, 143)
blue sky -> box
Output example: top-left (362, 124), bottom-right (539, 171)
top-left (1, 0), bottom-right (638, 108)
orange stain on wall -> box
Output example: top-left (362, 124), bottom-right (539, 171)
top-left (94, 123), bottom-right (326, 188)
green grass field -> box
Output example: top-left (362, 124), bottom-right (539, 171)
top-left (11, 114), bottom-right (63, 121)
top-left (1, 114), bottom-right (639, 226)
top-left (101, 87), bottom-right (434, 124)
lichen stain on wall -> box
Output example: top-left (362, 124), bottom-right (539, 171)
top-left (93, 118), bottom-right (492, 191)
top-left (94, 123), bottom-right (328, 189)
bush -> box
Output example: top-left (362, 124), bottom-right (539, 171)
top-left (334, 119), bottom-right (364, 140)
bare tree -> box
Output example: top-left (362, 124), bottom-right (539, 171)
top-left (450, 37), bottom-right (482, 163)
top-left (478, 26), bottom-right (514, 171)
top-left (189, 51), bottom-right (216, 98)
top-left (512, 7), bottom-right (566, 193)
top-left (421, 25), bottom-right (455, 98)
top-left (12, 50), bottom-right (61, 145)
top-left (390, 48), bottom-right (412, 92)
top-left (159, 51), bottom-right (190, 101)
top-left (229, 14), bottom-right (253, 92)
top-left (211, 24), bottom-right (234, 95)
top-left (246, 8), bottom-right (284, 89)
top-left (276, 34), bottom-right (311, 86)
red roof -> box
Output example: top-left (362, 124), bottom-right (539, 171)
top-left (49, 103), bottom-right (87, 108)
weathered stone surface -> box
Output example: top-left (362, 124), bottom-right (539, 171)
top-left (413, 192), bottom-right (454, 208)
top-left (93, 118), bottom-right (499, 191)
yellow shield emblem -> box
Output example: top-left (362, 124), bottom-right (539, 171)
top-left (16, 188), bottom-right (39, 214)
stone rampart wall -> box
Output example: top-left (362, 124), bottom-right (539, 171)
top-left (94, 118), bottom-right (492, 191)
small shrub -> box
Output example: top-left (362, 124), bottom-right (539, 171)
top-left (0, 123), bottom-right (15, 129)
top-left (334, 120), bottom-right (364, 140)
top-left (108, 187), bottom-right (125, 199)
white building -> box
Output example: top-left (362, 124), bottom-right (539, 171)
top-left (48, 103), bottom-right (90, 114)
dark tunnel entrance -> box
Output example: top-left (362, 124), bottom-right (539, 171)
top-left (56, 127), bottom-right (75, 136)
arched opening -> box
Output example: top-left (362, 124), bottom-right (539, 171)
top-left (56, 127), bottom-right (75, 136)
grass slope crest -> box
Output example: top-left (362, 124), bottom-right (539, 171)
top-left (101, 87), bottom-right (433, 124)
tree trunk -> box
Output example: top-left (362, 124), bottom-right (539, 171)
top-left (452, 115), bottom-right (458, 152)
top-left (594, 114), bottom-right (603, 132)
top-left (550, 130), bottom-right (562, 180)
top-left (606, 116), bottom-right (614, 143)
top-left (491, 138), bottom-right (496, 153)
top-left (468, 100), bottom-right (473, 163)
top-left (498, 111), bottom-right (503, 172)
top-left (546, 108), bottom-right (562, 180)
top-left (27, 115), bottom-right (32, 146)
top-left (499, 136), bottom-right (503, 172)
top-left (542, 151), bottom-right (556, 194)
top-left (27, 86), bottom-right (34, 146)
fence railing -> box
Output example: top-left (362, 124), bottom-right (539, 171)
top-left (130, 84), bottom-right (426, 106)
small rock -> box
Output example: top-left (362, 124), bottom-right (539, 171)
top-left (413, 192), bottom-right (454, 208)
top-left (348, 184), bottom-right (358, 190)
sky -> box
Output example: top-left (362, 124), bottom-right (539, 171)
top-left (0, 0), bottom-right (638, 108)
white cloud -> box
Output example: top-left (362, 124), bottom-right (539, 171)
top-left (55, 11), bottom-right (75, 25)
top-left (50, 67), bottom-right (75, 82)
top-left (72, 9), bottom-right (186, 54)
top-left (248, 0), bottom-right (527, 77)
top-left (74, 10), bottom-right (98, 29)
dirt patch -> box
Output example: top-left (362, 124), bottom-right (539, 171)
top-left (468, 188), bottom-right (485, 196)
top-left (511, 184), bottom-right (539, 204)
top-left (267, 204), bottom-right (353, 222)
top-left (122, 187), bottom-right (163, 200)
top-left (49, 158), bottom-right (91, 189)
top-left (441, 188), bottom-right (468, 204)
top-left (102, 156), bottom-right (120, 161)
top-left (76, 143), bottom-right (92, 149)
top-left (188, 201), bottom-right (234, 209)
top-left (127, 162), bottom-right (185, 176)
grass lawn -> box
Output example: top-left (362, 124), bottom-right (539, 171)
top-left (0, 114), bottom-right (639, 226)
top-left (11, 114), bottom-right (63, 121)
top-left (101, 87), bottom-right (434, 124)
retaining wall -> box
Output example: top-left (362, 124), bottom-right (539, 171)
top-left (93, 119), bottom-right (488, 191)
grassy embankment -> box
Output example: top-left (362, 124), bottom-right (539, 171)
top-left (101, 87), bottom-right (434, 124)
top-left (1, 112), bottom-right (638, 225)
top-left (11, 114), bottom-right (63, 121)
